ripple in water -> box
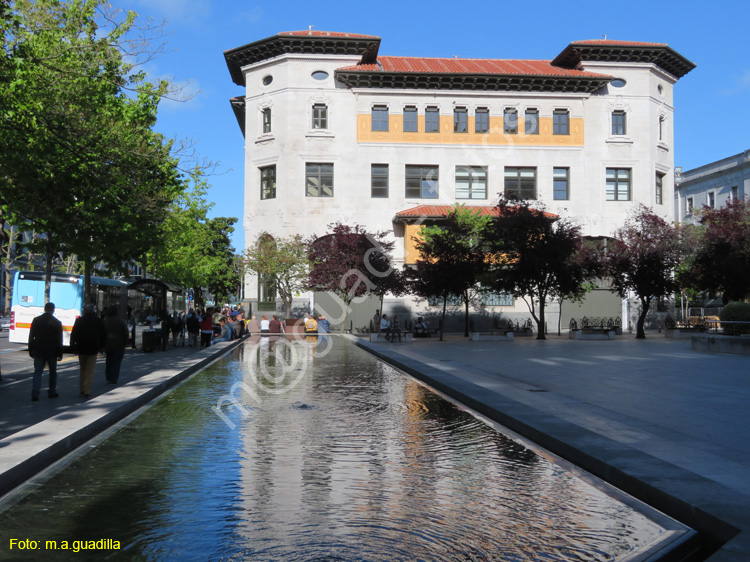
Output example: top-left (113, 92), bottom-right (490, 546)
top-left (0, 338), bottom-right (682, 561)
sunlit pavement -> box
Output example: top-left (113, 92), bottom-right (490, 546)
top-left (355, 332), bottom-right (750, 561)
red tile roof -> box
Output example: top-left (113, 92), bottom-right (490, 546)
top-left (278, 30), bottom-right (380, 39)
top-left (395, 205), bottom-right (557, 219)
top-left (569, 39), bottom-right (667, 47)
top-left (339, 56), bottom-right (611, 78)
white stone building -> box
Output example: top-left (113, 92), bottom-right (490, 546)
top-left (224, 31), bottom-right (694, 330)
top-left (674, 149), bottom-right (749, 224)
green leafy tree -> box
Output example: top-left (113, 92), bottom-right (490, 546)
top-left (0, 0), bottom-right (185, 301)
top-left (603, 206), bottom-right (683, 339)
top-left (485, 199), bottom-right (597, 340)
top-left (410, 205), bottom-right (492, 339)
top-left (246, 233), bottom-right (310, 318)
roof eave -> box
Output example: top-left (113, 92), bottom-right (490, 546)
top-left (335, 70), bottom-right (610, 93)
top-left (225, 34), bottom-right (382, 86)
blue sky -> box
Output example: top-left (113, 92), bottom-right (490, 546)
top-left (112, 0), bottom-right (750, 252)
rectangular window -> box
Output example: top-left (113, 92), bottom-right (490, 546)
top-left (730, 185), bottom-right (739, 201)
top-left (405, 165), bottom-right (439, 199)
top-left (312, 104), bottom-right (328, 129)
top-left (262, 108), bottom-right (271, 134)
top-left (371, 164), bottom-right (388, 198)
top-left (475, 108), bottom-right (489, 134)
top-left (504, 167), bottom-right (537, 200)
top-left (454, 107), bottom-right (467, 133)
top-left (482, 290), bottom-right (514, 306)
top-left (456, 166), bottom-right (487, 200)
top-left (612, 110), bottom-right (626, 135)
top-left (659, 115), bottom-right (665, 141)
top-left (425, 107), bottom-right (440, 133)
top-left (503, 108), bottom-right (518, 134)
top-left (403, 106), bottom-right (418, 132)
top-left (708, 191), bottom-right (716, 209)
top-left (655, 172), bottom-right (664, 205)
top-left (260, 165), bottom-right (276, 200)
top-left (553, 167), bottom-right (569, 200)
top-left (686, 197), bottom-right (694, 214)
top-left (525, 109), bottom-right (539, 134)
top-left (605, 168), bottom-right (631, 201)
top-left (372, 105), bottom-right (389, 131)
top-left (306, 163), bottom-right (333, 197)
top-left (553, 109), bottom-right (569, 135)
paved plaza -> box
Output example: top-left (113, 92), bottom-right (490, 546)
top-left (0, 330), bottom-right (748, 561)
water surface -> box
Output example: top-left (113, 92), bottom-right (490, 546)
top-left (0, 337), bottom-right (682, 561)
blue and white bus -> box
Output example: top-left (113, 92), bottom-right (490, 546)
top-left (9, 271), bottom-right (128, 346)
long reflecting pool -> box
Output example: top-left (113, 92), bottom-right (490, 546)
top-left (0, 337), bottom-right (687, 561)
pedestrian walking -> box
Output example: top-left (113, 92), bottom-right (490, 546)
top-left (103, 306), bottom-right (129, 386)
top-left (28, 302), bottom-right (63, 402)
top-left (185, 309), bottom-right (200, 347)
top-left (199, 308), bottom-right (214, 349)
top-left (70, 303), bottom-right (106, 399)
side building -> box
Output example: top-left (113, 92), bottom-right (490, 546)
top-left (224, 32), bottom-right (694, 331)
top-left (674, 149), bottom-right (749, 224)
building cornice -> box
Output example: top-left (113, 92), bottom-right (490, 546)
top-left (224, 33), bottom-right (381, 86)
top-left (335, 70), bottom-right (610, 93)
top-left (552, 42), bottom-right (695, 79)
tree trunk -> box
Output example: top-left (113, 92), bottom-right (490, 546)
top-left (440, 294), bottom-right (447, 341)
top-left (536, 298), bottom-right (546, 340)
top-left (84, 258), bottom-right (92, 306)
top-left (636, 298), bottom-right (650, 339)
top-left (44, 237), bottom-right (54, 304)
top-left (463, 292), bottom-right (470, 337)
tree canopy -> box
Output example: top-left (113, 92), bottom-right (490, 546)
top-left (681, 199), bottom-right (750, 303)
top-left (306, 223), bottom-right (396, 331)
top-left (484, 199), bottom-right (597, 340)
top-left (245, 233), bottom-right (310, 318)
top-left (603, 206), bottom-right (683, 339)
top-left (410, 205), bottom-right (491, 339)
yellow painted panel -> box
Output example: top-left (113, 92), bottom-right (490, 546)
top-left (404, 224), bottom-right (424, 265)
top-left (357, 114), bottom-right (584, 147)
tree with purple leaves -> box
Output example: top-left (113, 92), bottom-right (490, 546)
top-left (306, 223), bottom-right (396, 333)
top-left (603, 206), bottom-right (683, 339)
top-left (682, 199), bottom-right (750, 303)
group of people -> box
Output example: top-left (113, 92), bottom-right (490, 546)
top-left (372, 309), bottom-right (431, 342)
top-left (29, 302), bottom-right (129, 402)
top-left (304, 313), bottom-right (331, 334)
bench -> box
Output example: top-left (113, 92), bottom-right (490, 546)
top-left (471, 331), bottom-right (514, 341)
top-left (370, 331), bottom-right (413, 343)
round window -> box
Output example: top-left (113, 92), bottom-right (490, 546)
top-left (610, 79), bottom-right (626, 88)
top-left (657, 84), bottom-right (664, 96)
top-left (312, 70), bottom-right (329, 81)
top-left (262, 75), bottom-right (273, 86)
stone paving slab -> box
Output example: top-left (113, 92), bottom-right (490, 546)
top-left (352, 333), bottom-right (750, 562)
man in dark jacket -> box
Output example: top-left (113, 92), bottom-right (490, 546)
top-left (70, 303), bottom-right (106, 399)
top-left (103, 306), bottom-right (129, 386)
top-left (28, 302), bottom-right (64, 402)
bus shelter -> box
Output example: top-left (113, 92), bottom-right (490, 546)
top-left (127, 279), bottom-right (185, 324)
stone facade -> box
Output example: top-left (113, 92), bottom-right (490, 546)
top-left (225, 32), bottom-right (694, 328)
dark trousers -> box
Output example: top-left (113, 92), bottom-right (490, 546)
top-left (32, 356), bottom-right (58, 398)
top-left (105, 348), bottom-right (125, 384)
